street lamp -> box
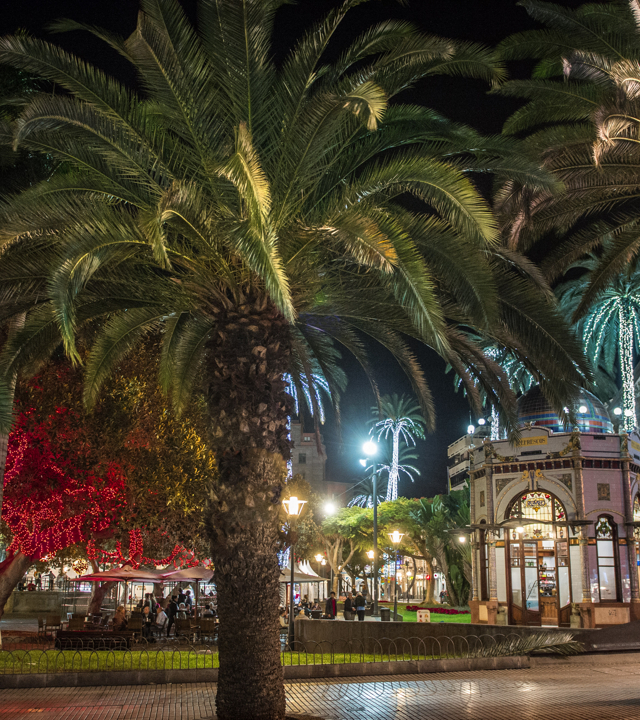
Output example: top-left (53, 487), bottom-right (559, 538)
top-left (388, 530), bottom-right (404, 621)
top-left (362, 440), bottom-right (379, 616)
top-left (283, 495), bottom-right (306, 649)
top-left (324, 501), bottom-right (336, 515)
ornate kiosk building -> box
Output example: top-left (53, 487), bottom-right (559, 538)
top-left (469, 386), bottom-right (640, 629)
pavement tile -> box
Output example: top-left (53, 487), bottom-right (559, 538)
top-left (2, 664), bottom-right (640, 719)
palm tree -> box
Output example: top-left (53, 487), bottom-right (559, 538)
top-left (496, 0), bottom-right (640, 300)
top-left (370, 394), bottom-right (426, 501)
top-left (558, 258), bottom-right (640, 430)
top-left (0, 1), bottom-right (588, 717)
top-left (347, 474), bottom-right (388, 508)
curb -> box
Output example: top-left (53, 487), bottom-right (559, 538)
top-left (0, 656), bottom-right (530, 688)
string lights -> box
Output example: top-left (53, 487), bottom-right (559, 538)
top-left (583, 292), bottom-right (638, 433)
top-left (2, 407), bottom-right (202, 572)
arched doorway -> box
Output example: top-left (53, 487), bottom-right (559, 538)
top-left (506, 491), bottom-right (571, 627)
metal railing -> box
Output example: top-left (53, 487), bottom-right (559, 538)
top-left (0, 631), bottom-right (577, 675)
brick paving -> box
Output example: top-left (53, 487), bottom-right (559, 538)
top-left (2, 663), bottom-right (640, 719)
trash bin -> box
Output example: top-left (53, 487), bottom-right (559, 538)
top-left (311, 610), bottom-right (322, 619)
top-left (380, 607), bottom-right (391, 622)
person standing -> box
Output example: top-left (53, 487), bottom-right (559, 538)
top-left (354, 591), bottom-right (366, 622)
top-left (325, 591), bottom-right (337, 619)
top-left (166, 595), bottom-right (178, 637)
top-left (184, 589), bottom-right (193, 615)
top-left (343, 592), bottom-right (354, 620)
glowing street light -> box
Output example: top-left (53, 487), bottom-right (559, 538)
top-left (367, 550), bottom-right (374, 560)
top-left (477, 418), bottom-right (486, 426)
top-left (362, 440), bottom-right (377, 457)
top-left (467, 424), bottom-right (475, 434)
top-left (388, 530), bottom-right (404, 621)
top-left (283, 495), bottom-right (306, 648)
top-left (323, 501), bottom-right (336, 515)
top-left (458, 535), bottom-right (466, 543)
top-left (614, 407), bottom-right (623, 416)
top-left (516, 526), bottom-right (525, 535)
top-left (315, 553), bottom-right (323, 563)
top-left (363, 440), bottom-right (380, 616)
top-left (578, 405), bottom-right (588, 414)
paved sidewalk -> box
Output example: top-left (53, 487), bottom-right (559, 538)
top-left (2, 663), bottom-right (640, 719)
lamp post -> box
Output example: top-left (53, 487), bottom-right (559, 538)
top-left (362, 440), bottom-right (379, 616)
top-left (388, 530), bottom-right (404, 621)
top-left (283, 495), bottom-right (306, 649)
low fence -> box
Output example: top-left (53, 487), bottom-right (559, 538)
top-left (0, 631), bottom-right (578, 676)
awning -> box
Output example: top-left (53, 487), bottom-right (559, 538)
top-left (280, 564), bottom-right (328, 584)
top-left (160, 566), bottom-right (214, 582)
top-left (73, 565), bottom-right (165, 583)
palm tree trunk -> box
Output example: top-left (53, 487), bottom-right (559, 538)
top-left (204, 297), bottom-right (292, 720)
top-left (619, 304), bottom-right (636, 432)
top-left (386, 429), bottom-right (400, 501)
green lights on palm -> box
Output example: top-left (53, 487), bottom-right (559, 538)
top-left (581, 284), bottom-right (640, 432)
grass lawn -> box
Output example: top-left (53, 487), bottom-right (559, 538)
top-left (390, 603), bottom-right (471, 624)
top-left (0, 649), bottom-right (451, 673)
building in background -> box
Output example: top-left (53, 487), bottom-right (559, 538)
top-left (447, 425), bottom-right (490, 492)
top-left (290, 420), bottom-right (326, 491)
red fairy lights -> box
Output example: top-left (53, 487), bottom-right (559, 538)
top-left (2, 412), bottom-right (126, 562)
top-left (86, 530), bottom-right (199, 569)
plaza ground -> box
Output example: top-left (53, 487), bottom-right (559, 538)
top-left (3, 661), bottom-right (640, 719)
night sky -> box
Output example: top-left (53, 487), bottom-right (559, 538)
top-left (1, 0), bottom-right (584, 498)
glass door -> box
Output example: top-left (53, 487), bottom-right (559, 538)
top-left (508, 540), bottom-right (541, 626)
top-left (523, 542), bottom-right (541, 625)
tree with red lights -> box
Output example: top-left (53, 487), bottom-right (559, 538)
top-left (0, 407), bottom-right (126, 617)
top-left (0, 345), bottom-right (214, 617)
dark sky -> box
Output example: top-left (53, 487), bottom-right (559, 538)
top-left (1, 0), bottom-right (583, 498)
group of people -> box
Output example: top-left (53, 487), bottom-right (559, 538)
top-left (280, 590), bottom-right (369, 623)
top-left (342, 591), bottom-right (367, 621)
top-left (112, 587), bottom-right (218, 638)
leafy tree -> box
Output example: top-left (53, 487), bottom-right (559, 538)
top-left (320, 506), bottom-right (369, 594)
top-left (369, 395), bottom-right (425, 501)
top-left (0, 1), bottom-right (588, 716)
top-left (406, 491), bottom-right (471, 606)
top-left (0, 399), bottom-right (126, 618)
top-left (377, 496), bottom-right (437, 604)
top-left (0, 346), bottom-right (215, 615)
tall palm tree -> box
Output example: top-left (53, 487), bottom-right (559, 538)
top-left (496, 0), bottom-right (640, 302)
top-left (0, 1), bottom-right (587, 717)
top-left (558, 258), bottom-right (640, 430)
top-left (348, 441), bottom-right (418, 508)
top-left (370, 393), bottom-right (426, 501)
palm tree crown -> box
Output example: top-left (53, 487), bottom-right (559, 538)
top-left (497, 0), bottom-right (640, 303)
top-left (370, 393), bottom-right (425, 501)
top-left (558, 258), bottom-right (640, 430)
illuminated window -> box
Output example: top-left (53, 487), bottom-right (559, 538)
top-left (508, 492), bottom-right (560, 539)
